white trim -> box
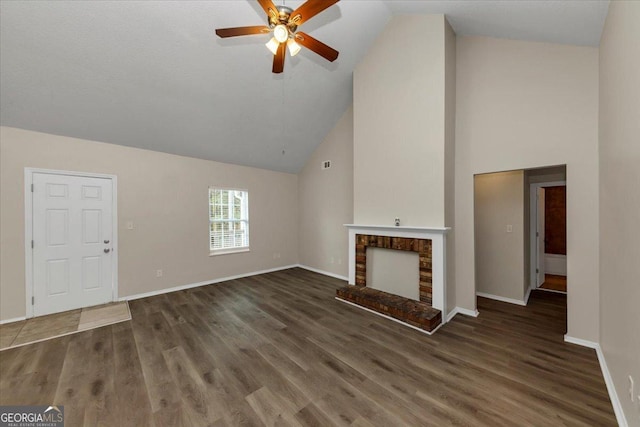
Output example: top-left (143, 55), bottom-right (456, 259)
top-left (564, 335), bottom-right (628, 427)
top-left (209, 248), bottom-right (250, 256)
top-left (118, 264), bottom-right (298, 302)
top-left (344, 224), bottom-right (450, 234)
top-left (24, 168), bottom-right (119, 319)
top-left (524, 287), bottom-right (532, 305)
top-left (0, 316), bottom-right (27, 325)
top-left (446, 307), bottom-right (480, 322)
top-left (563, 335), bottom-right (598, 349)
top-left (529, 181), bottom-right (566, 291)
top-left (476, 292), bottom-right (526, 306)
top-left (537, 287), bottom-right (566, 295)
top-left (24, 171), bottom-right (32, 318)
top-left (297, 264), bottom-right (348, 281)
top-left (335, 297), bottom-right (443, 336)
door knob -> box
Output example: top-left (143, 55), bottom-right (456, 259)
top-left (104, 248), bottom-right (111, 253)
top-left (104, 240), bottom-right (110, 244)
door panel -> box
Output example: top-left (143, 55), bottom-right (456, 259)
top-left (82, 209), bottom-right (102, 244)
top-left (32, 172), bottom-right (114, 316)
top-left (47, 259), bottom-right (70, 295)
top-left (47, 209), bottom-right (69, 246)
top-left (82, 256), bottom-right (102, 290)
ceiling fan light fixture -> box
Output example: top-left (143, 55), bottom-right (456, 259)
top-left (273, 24), bottom-right (289, 43)
top-left (265, 37), bottom-right (280, 55)
top-left (287, 39), bottom-right (301, 57)
top-left (215, 0), bottom-right (341, 73)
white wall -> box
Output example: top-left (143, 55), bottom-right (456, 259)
top-left (354, 15), bottom-right (448, 227)
top-left (297, 108), bottom-right (353, 278)
top-left (455, 36), bottom-right (599, 342)
top-left (474, 171), bottom-right (525, 302)
top-left (0, 126), bottom-right (299, 321)
top-left (444, 19), bottom-right (457, 313)
top-left (599, 1), bottom-right (640, 424)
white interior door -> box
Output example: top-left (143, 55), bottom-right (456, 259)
top-left (32, 172), bottom-right (114, 316)
top-left (536, 188), bottom-right (546, 287)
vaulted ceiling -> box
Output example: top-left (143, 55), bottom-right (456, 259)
top-left (0, 1), bottom-right (609, 173)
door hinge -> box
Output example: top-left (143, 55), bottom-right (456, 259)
top-left (31, 183), bottom-right (34, 192)
top-left (31, 240), bottom-right (34, 249)
top-left (536, 268), bottom-right (539, 273)
top-left (32, 296), bottom-right (34, 305)
top-left (536, 231), bottom-right (539, 237)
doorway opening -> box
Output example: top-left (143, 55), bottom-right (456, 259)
top-left (473, 165), bottom-right (568, 338)
top-left (528, 168), bottom-right (567, 295)
top-left (473, 165), bottom-right (567, 307)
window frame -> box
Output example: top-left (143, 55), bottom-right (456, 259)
top-left (208, 187), bottom-right (250, 256)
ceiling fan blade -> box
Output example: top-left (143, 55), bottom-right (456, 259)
top-left (272, 42), bottom-right (286, 73)
top-left (290, 0), bottom-right (339, 26)
top-left (257, 0), bottom-right (279, 20)
top-left (215, 26), bottom-right (270, 38)
top-left (295, 32), bottom-right (339, 62)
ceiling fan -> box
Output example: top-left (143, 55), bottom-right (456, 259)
top-left (215, 0), bottom-right (340, 73)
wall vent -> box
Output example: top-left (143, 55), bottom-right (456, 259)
top-left (322, 160), bottom-right (331, 170)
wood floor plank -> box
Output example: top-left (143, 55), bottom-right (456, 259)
top-left (0, 268), bottom-right (616, 426)
top-left (163, 345), bottom-right (219, 425)
top-left (113, 324), bottom-right (155, 426)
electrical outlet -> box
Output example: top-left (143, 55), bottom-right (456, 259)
top-left (156, 269), bottom-right (163, 277)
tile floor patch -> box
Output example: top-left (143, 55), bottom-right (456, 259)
top-left (0, 302), bottom-right (131, 351)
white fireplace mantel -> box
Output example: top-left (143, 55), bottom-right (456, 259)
top-left (344, 224), bottom-right (450, 322)
top-left (344, 224), bottom-right (450, 234)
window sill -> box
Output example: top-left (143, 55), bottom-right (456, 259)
top-left (209, 247), bottom-right (250, 257)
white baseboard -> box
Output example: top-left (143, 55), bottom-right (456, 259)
top-left (335, 297), bottom-right (442, 335)
top-left (118, 264), bottom-right (299, 302)
top-left (0, 316), bottom-right (27, 325)
top-left (536, 287), bottom-right (566, 295)
top-left (446, 307), bottom-right (480, 322)
top-left (545, 253), bottom-right (567, 276)
top-left (564, 335), bottom-right (628, 427)
top-left (297, 264), bottom-right (348, 281)
top-left (476, 292), bottom-right (526, 306)
top-left (564, 335), bottom-right (598, 349)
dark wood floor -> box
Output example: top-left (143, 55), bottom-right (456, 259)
top-left (0, 268), bottom-right (615, 426)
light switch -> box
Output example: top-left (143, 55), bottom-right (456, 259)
top-left (506, 225), bottom-right (513, 233)
top-left (126, 221), bottom-right (134, 230)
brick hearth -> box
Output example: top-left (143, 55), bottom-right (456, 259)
top-left (336, 286), bottom-right (442, 332)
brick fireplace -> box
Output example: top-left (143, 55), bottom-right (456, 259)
top-left (355, 234), bottom-right (433, 305)
top-left (341, 224), bottom-right (450, 331)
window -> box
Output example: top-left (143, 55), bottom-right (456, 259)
top-left (209, 188), bottom-right (249, 254)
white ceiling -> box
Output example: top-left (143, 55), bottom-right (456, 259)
top-left (0, 0), bottom-right (609, 173)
